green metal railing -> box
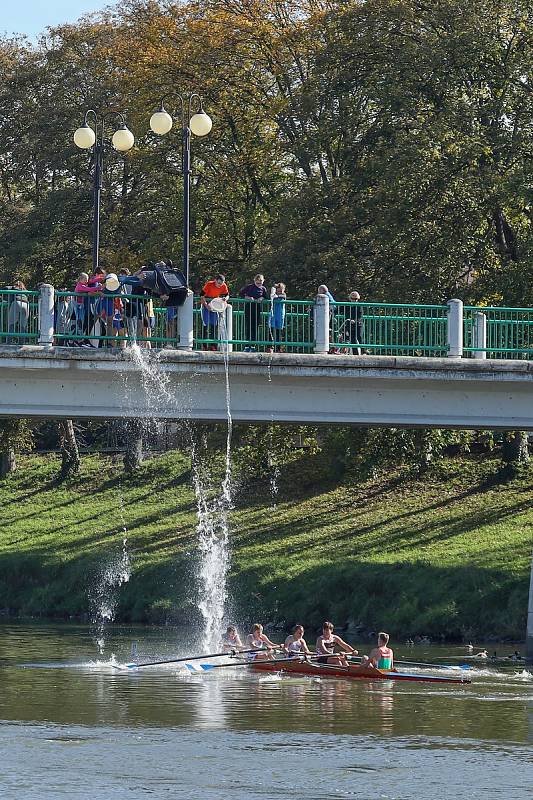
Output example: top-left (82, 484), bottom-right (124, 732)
top-left (464, 306), bottom-right (533, 359)
top-left (193, 297), bottom-right (315, 353)
top-left (330, 302), bottom-right (449, 356)
top-left (53, 291), bottom-right (177, 347)
top-left (0, 289), bottom-right (40, 343)
top-left (4, 287), bottom-right (533, 360)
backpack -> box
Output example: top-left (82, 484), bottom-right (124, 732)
top-left (142, 264), bottom-right (188, 307)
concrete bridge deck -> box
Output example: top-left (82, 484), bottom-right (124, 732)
top-left (0, 345), bottom-right (532, 428)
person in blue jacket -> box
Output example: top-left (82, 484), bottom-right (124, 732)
top-left (267, 282), bottom-right (286, 352)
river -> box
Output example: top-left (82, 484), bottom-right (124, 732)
top-left (0, 623), bottom-right (531, 799)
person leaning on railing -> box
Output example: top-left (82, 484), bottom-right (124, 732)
top-left (199, 273), bottom-right (229, 350)
top-left (74, 272), bottom-right (102, 343)
top-left (239, 273), bottom-right (268, 351)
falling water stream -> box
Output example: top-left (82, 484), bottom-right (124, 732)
top-left (89, 534), bottom-right (131, 654)
top-left (122, 327), bottom-right (234, 650)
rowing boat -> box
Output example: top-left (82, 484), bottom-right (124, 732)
top-left (250, 658), bottom-right (471, 684)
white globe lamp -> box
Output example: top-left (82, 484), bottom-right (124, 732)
top-left (190, 111), bottom-right (212, 137)
top-left (150, 108), bottom-right (173, 135)
top-left (112, 124), bottom-right (135, 152)
top-left (73, 123), bottom-right (96, 149)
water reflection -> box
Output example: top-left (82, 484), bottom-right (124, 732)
top-left (1, 623), bottom-right (531, 745)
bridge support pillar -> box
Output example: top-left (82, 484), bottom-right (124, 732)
top-left (473, 312), bottom-right (487, 360)
top-left (38, 284), bottom-right (55, 348)
top-left (527, 550), bottom-right (533, 665)
top-left (177, 290), bottom-right (194, 351)
top-left (314, 296), bottom-right (329, 354)
top-left (447, 298), bottom-right (463, 358)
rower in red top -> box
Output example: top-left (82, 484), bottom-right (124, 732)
top-left (315, 621), bottom-right (358, 666)
top-left (364, 631), bottom-right (394, 670)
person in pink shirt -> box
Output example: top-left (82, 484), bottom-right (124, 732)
top-left (74, 271), bottom-right (102, 340)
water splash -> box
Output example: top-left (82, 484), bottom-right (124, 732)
top-left (194, 312), bottom-right (233, 651)
top-left (89, 537), bottom-right (131, 654)
top-left (119, 333), bottom-right (234, 650)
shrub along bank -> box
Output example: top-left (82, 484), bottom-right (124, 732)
top-left (0, 452), bottom-right (530, 641)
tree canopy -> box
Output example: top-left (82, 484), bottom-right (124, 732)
top-left (0, 0), bottom-right (531, 303)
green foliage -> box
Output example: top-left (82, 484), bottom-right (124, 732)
top-left (0, 0), bottom-right (531, 303)
top-left (0, 451), bottom-right (530, 638)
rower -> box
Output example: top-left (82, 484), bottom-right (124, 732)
top-left (246, 623), bottom-right (280, 660)
top-left (315, 621), bottom-right (358, 666)
top-left (363, 632), bottom-right (394, 670)
top-left (221, 625), bottom-right (244, 653)
top-left (284, 625), bottom-right (312, 658)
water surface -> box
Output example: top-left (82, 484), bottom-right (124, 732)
top-left (0, 623), bottom-right (531, 799)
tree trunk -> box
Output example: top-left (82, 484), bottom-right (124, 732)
top-left (502, 431), bottom-right (530, 465)
top-left (0, 446), bottom-right (16, 479)
top-left (123, 420), bottom-right (143, 473)
top-left (58, 419), bottom-right (80, 480)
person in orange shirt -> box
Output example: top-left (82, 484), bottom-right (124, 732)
top-left (199, 274), bottom-right (229, 350)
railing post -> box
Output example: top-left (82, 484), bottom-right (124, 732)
top-left (38, 284), bottom-right (55, 348)
top-left (447, 298), bottom-right (463, 358)
top-left (314, 295), bottom-right (329, 354)
top-left (526, 550), bottom-right (533, 665)
top-left (220, 303), bottom-right (233, 354)
top-left (473, 311), bottom-right (487, 360)
top-left (177, 290), bottom-right (193, 351)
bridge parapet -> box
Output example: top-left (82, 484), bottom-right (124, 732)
top-left (1, 286), bottom-right (532, 360)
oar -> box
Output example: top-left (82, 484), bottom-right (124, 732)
top-left (122, 648), bottom-right (266, 670)
top-left (193, 653), bottom-right (313, 672)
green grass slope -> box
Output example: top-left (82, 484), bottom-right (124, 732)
top-left (0, 452), bottom-right (530, 640)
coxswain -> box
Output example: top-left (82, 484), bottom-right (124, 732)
top-left (315, 621), bottom-right (358, 666)
top-left (246, 623), bottom-right (280, 661)
top-left (284, 625), bottom-right (312, 658)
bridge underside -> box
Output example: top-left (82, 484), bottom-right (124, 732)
top-left (0, 347), bottom-right (532, 429)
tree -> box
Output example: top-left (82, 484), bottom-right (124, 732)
top-left (0, 419), bottom-right (33, 478)
top-left (57, 419), bottom-right (80, 480)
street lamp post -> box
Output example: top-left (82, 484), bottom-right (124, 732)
top-left (74, 110), bottom-right (135, 272)
top-left (149, 95), bottom-right (212, 285)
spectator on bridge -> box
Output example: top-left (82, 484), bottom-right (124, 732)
top-left (316, 284), bottom-right (335, 304)
top-left (88, 267), bottom-right (107, 344)
top-left (7, 280), bottom-right (30, 344)
top-left (120, 267), bottom-right (150, 347)
top-left (74, 272), bottom-right (102, 344)
top-left (267, 282), bottom-right (286, 352)
top-left (199, 274), bottom-right (229, 350)
top-left (342, 291), bottom-right (363, 356)
top-left (239, 274), bottom-right (268, 351)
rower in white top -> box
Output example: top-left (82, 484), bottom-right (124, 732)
top-left (315, 620), bottom-right (358, 667)
top-left (284, 624), bottom-right (313, 658)
top-left (221, 625), bottom-right (245, 653)
top-left (246, 623), bottom-right (281, 661)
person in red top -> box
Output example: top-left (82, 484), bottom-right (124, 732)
top-left (199, 274), bottom-right (229, 350)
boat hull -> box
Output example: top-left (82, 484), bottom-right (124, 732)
top-left (250, 659), bottom-right (471, 684)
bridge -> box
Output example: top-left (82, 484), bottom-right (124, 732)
top-left (1, 345), bottom-right (532, 428)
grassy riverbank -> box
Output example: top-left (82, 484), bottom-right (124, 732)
top-left (0, 452), bottom-right (530, 641)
